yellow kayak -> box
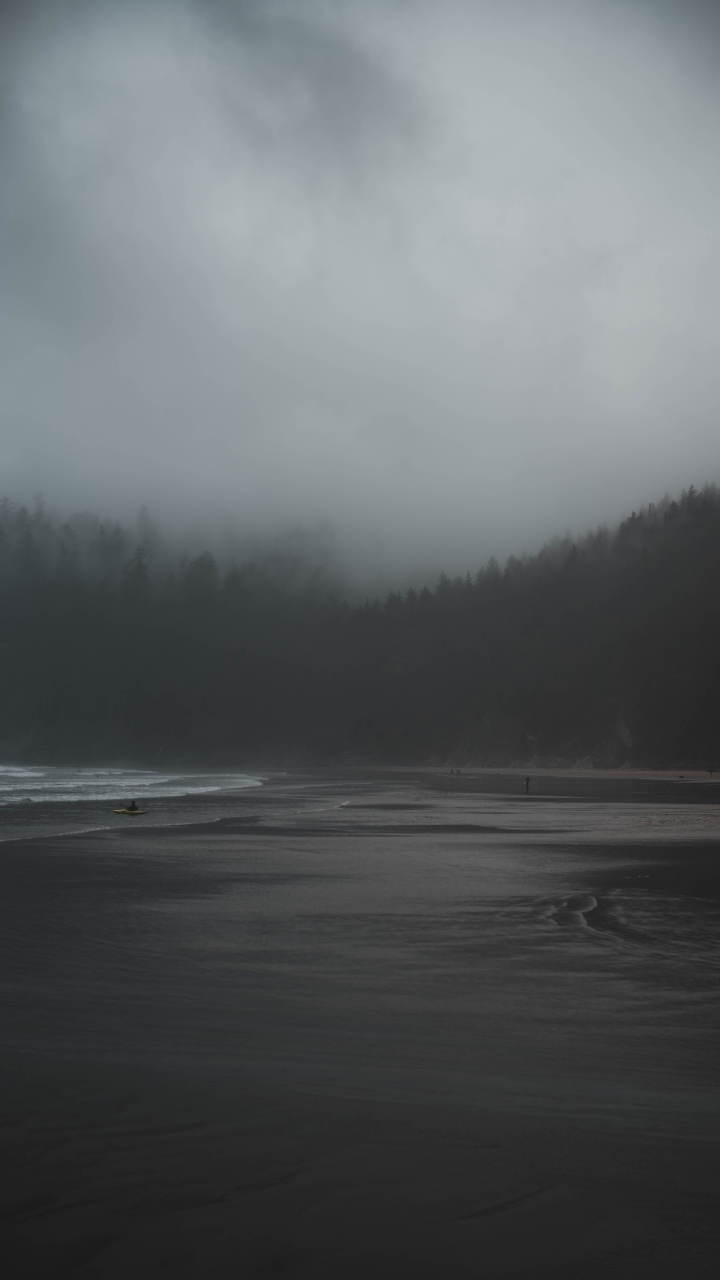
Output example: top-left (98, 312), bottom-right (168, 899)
top-left (113, 808), bottom-right (146, 815)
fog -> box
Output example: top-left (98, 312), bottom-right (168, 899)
top-left (3, 0), bottom-right (720, 581)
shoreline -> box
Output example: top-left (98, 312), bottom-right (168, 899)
top-left (2, 770), bottom-right (720, 1276)
top-left (2, 762), bottom-right (720, 852)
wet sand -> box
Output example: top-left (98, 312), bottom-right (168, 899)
top-left (2, 769), bottom-right (720, 1277)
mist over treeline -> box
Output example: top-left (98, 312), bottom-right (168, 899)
top-left (0, 497), bottom-right (346, 595)
top-left (4, 0), bottom-right (720, 568)
top-left (2, 485), bottom-right (720, 769)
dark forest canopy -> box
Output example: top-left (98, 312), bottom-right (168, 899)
top-left (1, 485), bottom-right (720, 768)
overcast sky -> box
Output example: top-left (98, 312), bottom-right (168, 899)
top-left (2, 0), bottom-right (720, 579)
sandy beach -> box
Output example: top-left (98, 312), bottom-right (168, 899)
top-left (2, 768), bottom-right (720, 1277)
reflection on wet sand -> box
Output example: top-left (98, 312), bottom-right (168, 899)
top-left (1, 769), bottom-right (719, 1277)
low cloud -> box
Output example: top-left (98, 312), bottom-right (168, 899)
top-left (3, 0), bottom-right (720, 579)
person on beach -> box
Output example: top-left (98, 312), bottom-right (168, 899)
top-left (524, 776), bottom-right (530, 794)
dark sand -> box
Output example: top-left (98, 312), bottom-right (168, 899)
top-left (2, 769), bottom-right (720, 1277)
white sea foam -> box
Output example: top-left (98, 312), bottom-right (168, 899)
top-left (0, 786), bottom-right (225, 805)
top-left (0, 764), bottom-right (263, 840)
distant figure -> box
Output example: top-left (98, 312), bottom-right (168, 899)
top-left (127, 800), bottom-right (139, 812)
top-left (524, 776), bottom-right (530, 794)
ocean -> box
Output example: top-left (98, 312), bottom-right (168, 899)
top-left (0, 762), bottom-right (264, 842)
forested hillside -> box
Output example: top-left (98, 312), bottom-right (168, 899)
top-left (1, 487), bottom-right (719, 767)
